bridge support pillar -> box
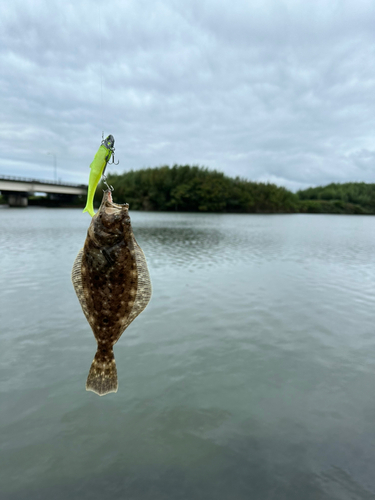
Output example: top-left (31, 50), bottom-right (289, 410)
top-left (8, 193), bottom-right (28, 207)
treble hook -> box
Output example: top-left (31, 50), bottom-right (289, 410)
top-left (108, 151), bottom-right (119, 165)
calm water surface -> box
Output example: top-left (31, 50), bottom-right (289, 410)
top-left (1, 208), bottom-right (375, 500)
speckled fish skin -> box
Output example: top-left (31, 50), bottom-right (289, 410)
top-left (72, 190), bottom-right (152, 396)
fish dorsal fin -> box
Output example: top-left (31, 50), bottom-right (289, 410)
top-left (71, 248), bottom-right (91, 322)
top-left (133, 240), bottom-right (152, 313)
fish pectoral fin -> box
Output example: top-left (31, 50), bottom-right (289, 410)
top-left (86, 347), bottom-right (118, 396)
top-left (101, 248), bottom-right (115, 266)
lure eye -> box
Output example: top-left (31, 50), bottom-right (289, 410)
top-left (106, 135), bottom-right (115, 148)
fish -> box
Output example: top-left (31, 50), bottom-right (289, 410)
top-left (72, 189), bottom-right (152, 396)
top-left (83, 135), bottom-right (116, 217)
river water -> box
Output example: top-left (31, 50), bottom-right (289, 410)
top-left (1, 208), bottom-right (375, 500)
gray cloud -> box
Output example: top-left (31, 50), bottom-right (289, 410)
top-left (1, 0), bottom-right (375, 190)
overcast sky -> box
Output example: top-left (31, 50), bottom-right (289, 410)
top-left (1, 0), bottom-right (375, 191)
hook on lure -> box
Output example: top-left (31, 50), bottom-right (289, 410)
top-left (101, 134), bottom-right (119, 168)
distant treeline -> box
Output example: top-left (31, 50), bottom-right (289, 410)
top-left (95, 165), bottom-right (298, 213)
top-left (297, 182), bottom-right (375, 214)
top-left (92, 165), bottom-right (375, 214)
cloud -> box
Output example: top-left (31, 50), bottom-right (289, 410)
top-left (1, 0), bottom-right (375, 190)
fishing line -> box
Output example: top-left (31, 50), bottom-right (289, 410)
top-left (98, 1), bottom-right (104, 137)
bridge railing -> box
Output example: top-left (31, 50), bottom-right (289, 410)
top-left (0, 174), bottom-right (87, 189)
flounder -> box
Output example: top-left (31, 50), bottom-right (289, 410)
top-left (72, 190), bottom-right (152, 396)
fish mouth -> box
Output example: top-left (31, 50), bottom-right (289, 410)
top-left (100, 189), bottom-right (129, 215)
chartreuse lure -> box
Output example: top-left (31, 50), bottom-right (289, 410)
top-left (83, 135), bottom-right (117, 216)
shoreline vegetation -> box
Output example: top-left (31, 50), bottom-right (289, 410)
top-left (96, 165), bottom-right (375, 215)
top-left (1, 165), bottom-right (375, 214)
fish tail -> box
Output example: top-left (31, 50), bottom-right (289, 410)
top-left (82, 203), bottom-right (95, 217)
top-left (86, 347), bottom-right (118, 396)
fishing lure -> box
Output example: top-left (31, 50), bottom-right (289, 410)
top-left (83, 134), bottom-right (118, 216)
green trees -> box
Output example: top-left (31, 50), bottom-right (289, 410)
top-left (94, 165), bottom-right (299, 213)
top-left (297, 182), bottom-right (375, 214)
top-left (92, 166), bottom-right (375, 214)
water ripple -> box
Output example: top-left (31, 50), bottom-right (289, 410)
top-left (2, 209), bottom-right (375, 499)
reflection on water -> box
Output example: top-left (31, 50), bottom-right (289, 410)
top-left (135, 213), bottom-right (286, 270)
top-left (1, 208), bottom-right (375, 499)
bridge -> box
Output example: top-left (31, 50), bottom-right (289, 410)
top-left (0, 175), bottom-right (88, 207)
